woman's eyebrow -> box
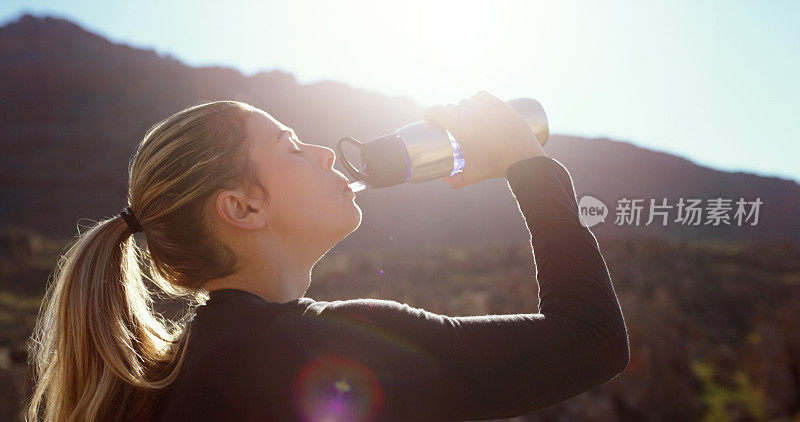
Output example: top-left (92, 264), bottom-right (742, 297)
top-left (275, 128), bottom-right (297, 143)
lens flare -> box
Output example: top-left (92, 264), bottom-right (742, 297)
top-left (293, 355), bottom-right (385, 422)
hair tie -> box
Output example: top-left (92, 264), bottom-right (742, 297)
top-left (120, 206), bottom-right (143, 234)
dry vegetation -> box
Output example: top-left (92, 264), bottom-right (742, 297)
top-left (1, 226), bottom-right (799, 421)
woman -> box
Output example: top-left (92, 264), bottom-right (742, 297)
top-left (27, 90), bottom-right (629, 421)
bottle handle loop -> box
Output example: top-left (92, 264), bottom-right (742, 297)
top-left (336, 136), bottom-right (369, 183)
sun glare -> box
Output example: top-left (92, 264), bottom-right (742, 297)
top-left (297, 0), bottom-right (556, 105)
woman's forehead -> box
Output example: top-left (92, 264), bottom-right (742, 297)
top-left (248, 110), bottom-right (286, 144)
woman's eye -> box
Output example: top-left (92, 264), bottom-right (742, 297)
top-left (289, 136), bottom-right (304, 153)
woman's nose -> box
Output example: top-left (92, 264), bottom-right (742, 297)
top-left (316, 144), bottom-right (336, 171)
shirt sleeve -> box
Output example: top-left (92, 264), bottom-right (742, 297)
top-left (290, 156), bottom-right (630, 421)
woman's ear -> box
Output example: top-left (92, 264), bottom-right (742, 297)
top-left (214, 188), bottom-right (268, 231)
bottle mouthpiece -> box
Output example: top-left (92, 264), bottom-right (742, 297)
top-left (348, 180), bottom-right (368, 192)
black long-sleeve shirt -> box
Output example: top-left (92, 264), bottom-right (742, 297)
top-left (150, 156), bottom-right (630, 421)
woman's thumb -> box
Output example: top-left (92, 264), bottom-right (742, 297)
top-left (440, 172), bottom-right (466, 189)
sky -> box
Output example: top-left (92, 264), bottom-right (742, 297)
top-left (2, 0), bottom-right (799, 182)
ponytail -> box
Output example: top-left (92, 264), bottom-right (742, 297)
top-left (26, 100), bottom-right (261, 421)
top-left (27, 215), bottom-right (191, 421)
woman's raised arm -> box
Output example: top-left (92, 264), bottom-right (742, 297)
top-left (289, 155), bottom-right (630, 421)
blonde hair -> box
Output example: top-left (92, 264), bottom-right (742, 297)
top-left (26, 100), bottom-right (265, 421)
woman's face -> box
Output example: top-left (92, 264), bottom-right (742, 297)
top-left (246, 109), bottom-right (361, 246)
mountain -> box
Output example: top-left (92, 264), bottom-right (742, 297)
top-left (1, 14), bottom-right (798, 249)
top-left (2, 15), bottom-right (800, 422)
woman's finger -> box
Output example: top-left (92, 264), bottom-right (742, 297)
top-left (474, 90), bottom-right (539, 145)
top-left (444, 103), bottom-right (471, 145)
top-left (456, 98), bottom-right (491, 124)
top-left (473, 90), bottom-right (521, 126)
top-left (459, 100), bottom-right (495, 142)
top-left (472, 89), bottom-right (498, 101)
top-left (451, 100), bottom-right (490, 149)
top-left (424, 104), bottom-right (457, 131)
top-left (469, 95), bottom-right (513, 135)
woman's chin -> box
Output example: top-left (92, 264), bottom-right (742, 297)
top-left (349, 205), bottom-right (363, 231)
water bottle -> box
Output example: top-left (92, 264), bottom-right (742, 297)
top-left (337, 98), bottom-right (548, 191)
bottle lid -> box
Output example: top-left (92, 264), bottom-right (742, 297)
top-left (336, 134), bottom-right (410, 188)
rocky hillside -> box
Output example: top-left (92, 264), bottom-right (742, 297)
top-left (0, 14), bottom-right (798, 249)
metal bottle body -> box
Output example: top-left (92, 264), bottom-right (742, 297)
top-left (395, 98), bottom-right (548, 184)
top-left (337, 98), bottom-right (548, 189)
top-left (392, 122), bottom-right (463, 183)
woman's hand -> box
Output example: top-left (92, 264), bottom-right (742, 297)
top-left (424, 90), bottom-right (548, 189)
